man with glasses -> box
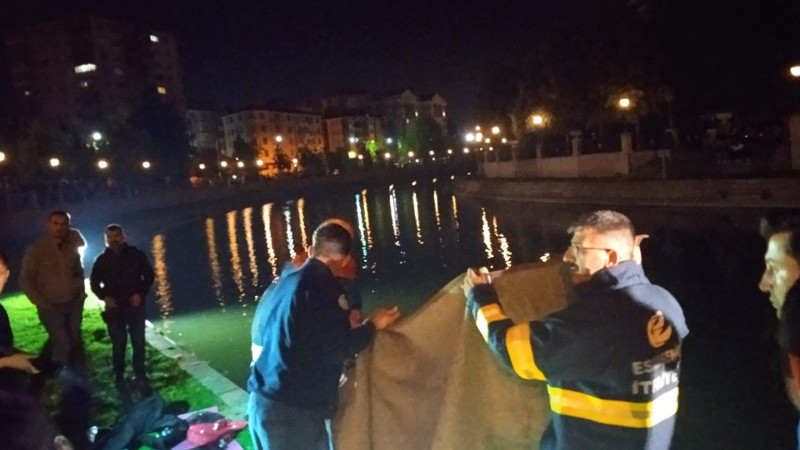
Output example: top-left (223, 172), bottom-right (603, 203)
top-left (464, 210), bottom-right (687, 449)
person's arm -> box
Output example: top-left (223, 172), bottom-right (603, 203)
top-left (89, 255), bottom-right (106, 299)
top-left (137, 249), bottom-right (155, 295)
top-left (0, 353), bottom-right (39, 373)
top-left (464, 268), bottom-right (546, 381)
top-left (19, 247), bottom-right (46, 307)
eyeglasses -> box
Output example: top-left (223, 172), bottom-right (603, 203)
top-left (568, 243), bottom-right (613, 254)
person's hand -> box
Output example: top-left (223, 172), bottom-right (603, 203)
top-left (130, 293), bottom-right (142, 307)
top-left (349, 309), bottom-right (363, 329)
top-left (633, 234), bottom-right (650, 265)
top-left (104, 296), bottom-right (116, 308)
top-left (0, 353), bottom-right (40, 374)
top-left (369, 306), bottom-right (401, 330)
top-left (463, 267), bottom-right (491, 297)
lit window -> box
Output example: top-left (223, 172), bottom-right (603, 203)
top-left (157, 86), bottom-right (167, 94)
top-left (74, 64), bottom-right (97, 73)
top-left (150, 35), bottom-right (159, 43)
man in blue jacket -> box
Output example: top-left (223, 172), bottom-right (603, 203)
top-left (464, 210), bottom-right (688, 450)
top-left (249, 221), bottom-right (400, 450)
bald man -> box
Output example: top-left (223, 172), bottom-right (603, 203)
top-left (464, 210), bottom-right (688, 450)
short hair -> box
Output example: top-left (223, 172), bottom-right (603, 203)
top-left (48, 210), bottom-right (70, 221)
top-left (312, 222), bottom-right (352, 257)
top-left (105, 224), bottom-right (124, 233)
top-left (0, 251), bottom-right (7, 267)
top-left (760, 211), bottom-right (800, 262)
top-left (567, 210), bottom-right (635, 242)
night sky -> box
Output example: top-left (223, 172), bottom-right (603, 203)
top-left (1, 0), bottom-right (799, 127)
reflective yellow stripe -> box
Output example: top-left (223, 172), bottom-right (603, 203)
top-left (547, 386), bottom-right (679, 428)
top-left (475, 304), bottom-right (508, 341)
top-left (506, 323), bottom-right (546, 380)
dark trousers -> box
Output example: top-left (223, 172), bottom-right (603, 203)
top-left (105, 306), bottom-right (146, 378)
top-left (248, 393), bottom-right (332, 450)
top-left (37, 300), bottom-right (84, 366)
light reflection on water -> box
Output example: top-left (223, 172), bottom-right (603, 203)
top-left (146, 181), bottom-right (526, 386)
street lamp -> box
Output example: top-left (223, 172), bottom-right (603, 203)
top-left (532, 115), bottom-right (544, 126)
top-left (475, 132), bottom-right (483, 141)
top-left (97, 159), bottom-right (109, 170)
top-left (220, 161), bottom-right (228, 168)
top-left (447, 149), bottom-right (453, 155)
top-left (484, 138), bottom-right (491, 144)
top-left (0, 151), bottom-right (5, 163)
top-left (408, 151), bottom-right (415, 158)
top-left (142, 161), bottom-right (151, 169)
top-left (491, 126), bottom-right (500, 135)
top-left (237, 161), bottom-right (245, 168)
top-left (384, 152), bottom-right (391, 160)
top-left (619, 97), bottom-right (631, 109)
top-left (791, 65), bottom-right (800, 78)
top-left (92, 131), bottom-right (103, 141)
top-left (199, 163), bottom-right (206, 170)
top-left (256, 159), bottom-right (264, 167)
top-left (463, 147), bottom-right (470, 154)
top-left (474, 126), bottom-right (481, 131)
top-left (348, 151), bottom-right (357, 159)
top-left (429, 150), bottom-right (435, 156)
top-left (276, 135), bottom-right (283, 143)
top-left (386, 137), bottom-right (393, 144)
top-left (357, 154), bottom-right (364, 160)
top-left (501, 138), bottom-right (507, 143)
top-left (49, 158), bottom-right (60, 168)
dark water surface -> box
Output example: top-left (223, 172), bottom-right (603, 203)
top-left (140, 180), bottom-right (796, 449)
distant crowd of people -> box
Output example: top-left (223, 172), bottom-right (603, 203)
top-left (1, 206), bottom-right (799, 449)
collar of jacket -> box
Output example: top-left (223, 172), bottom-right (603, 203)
top-left (573, 260), bottom-right (650, 296)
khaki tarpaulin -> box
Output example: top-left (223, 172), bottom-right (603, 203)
top-left (333, 261), bottom-right (571, 449)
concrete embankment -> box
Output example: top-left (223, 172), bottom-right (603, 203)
top-left (454, 176), bottom-right (800, 209)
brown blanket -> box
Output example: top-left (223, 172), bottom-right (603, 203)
top-left (334, 261), bottom-right (570, 449)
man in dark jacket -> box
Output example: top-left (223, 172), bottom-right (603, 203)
top-left (248, 221), bottom-right (400, 450)
top-left (90, 225), bottom-right (154, 385)
top-left (464, 210), bottom-right (688, 450)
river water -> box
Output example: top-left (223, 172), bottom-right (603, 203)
top-left (143, 179), bottom-right (797, 449)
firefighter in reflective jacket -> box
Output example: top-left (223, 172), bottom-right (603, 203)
top-left (465, 211), bottom-right (688, 450)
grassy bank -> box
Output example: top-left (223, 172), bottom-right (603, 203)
top-left (1, 292), bottom-right (254, 449)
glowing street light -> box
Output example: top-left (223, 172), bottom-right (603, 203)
top-left (141, 161), bottom-right (151, 169)
top-left (97, 159), bottom-right (109, 170)
top-left (474, 125), bottom-right (481, 131)
top-left (619, 97), bottom-right (631, 109)
top-left (532, 115), bottom-right (544, 126)
top-left (256, 160), bottom-right (264, 167)
top-left (463, 147), bottom-right (470, 154)
top-left (275, 135), bottom-right (283, 143)
top-left (386, 137), bottom-right (393, 144)
top-left (220, 161), bottom-right (228, 168)
top-left (49, 158), bottom-right (61, 168)
top-left (237, 161), bottom-right (245, 168)
top-left (0, 151), bottom-right (5, 163)
top-left (491, 126), bottom-right (500, 135)
top-left (92, 131), bottom-right (103, 141)
top-left (501, 138), bottom-right (507, 143)
top-left (384, 152), bottom-right (391, 160)
top-left (292, 158), bottom-right (298, 165)
top-left (408, 151), bottom-right (415, 158)
top-left (484, 138), bottom-right (491, 144)
top-left (199, 163), bottom-right (206, 170)
top-left (791, 66), bottom-right (800, 77)
top-left (475, 132), bottom-right (483, 141)
top-left (357, 154), bottom-right (364, 160)
top-left (348, 151), bottom-right (357, 159)
top-left (429, 150), bottom-right (435, 156)
top-left (465, 133), bottom-right (475, 142)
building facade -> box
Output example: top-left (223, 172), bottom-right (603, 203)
top-left (186, 109), bottom-right (223, 157)
top-left (4, 14), bottom-right (184, 132)
top-left (368, 89), bottom-right (447, 141)
top-left (324, 114), bottom-right (383, 153)
top-left (221, 109), bottom-right (325, 174)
